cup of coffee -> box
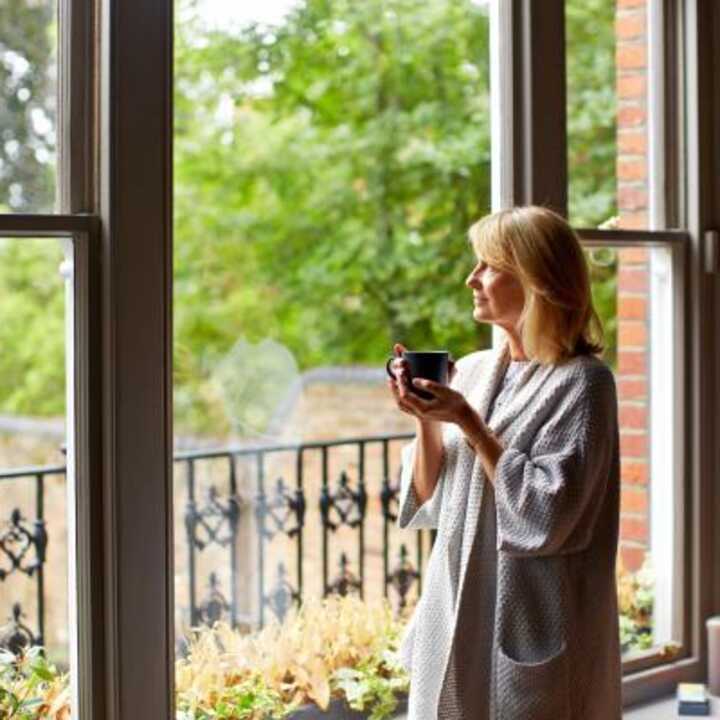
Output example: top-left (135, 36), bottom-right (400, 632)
top-left (386, 350), bottom-right (450, 400)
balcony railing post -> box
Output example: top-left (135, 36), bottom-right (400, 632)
top-left (35, 472), bottom-right (47, 647)
top-left (381, 439), bottom-right (391, 600)
top-left (184, 459), bottom-right (197, 626)
top-left (255, 452), bottom-right (266, 628)
top-left (357, 441), bottom-right (366, 600)
top-left (320, 446), bottom-right (330, 596)
top-left (228, 454), bottom-right (239, 628)
top-left (295, 449), bottom-right (305, 603)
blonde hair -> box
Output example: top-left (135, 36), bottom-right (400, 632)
top-left (467, 205), bottom-right (604, 364)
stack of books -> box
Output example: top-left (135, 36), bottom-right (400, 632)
top-left (677, 683), bottom-right (711, 716)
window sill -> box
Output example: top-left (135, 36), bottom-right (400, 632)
top-left (624, 693), bottom-right (719, 718)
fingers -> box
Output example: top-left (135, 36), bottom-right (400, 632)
top-left (389, 358), bottom-right (410, 387)
top-left (390, 343), bottom-right (410, 383)
top-left (387, 379), bottom-right (420, 417)
top-left (411, 378), bottom-right (446, 398)
top-left (401, 391), bottom-right (434, 414)
top-left (388, 378), bottom-right (440, 421)
top-left (389, 367), bottom-right (411, 399)
top-left (388, 376), bottom-right (404, 400)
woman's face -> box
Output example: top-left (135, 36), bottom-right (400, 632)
top-left (465, 258), bottom-right (526, 331)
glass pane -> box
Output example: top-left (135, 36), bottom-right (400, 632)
top-left (567, 0), bottom-right (650, 230)
top-left (0, 237), bottom-right (72, 715)
top-left (174, 0), bottom-right (491, 715)
top-left (587, 242), bottom-right (681, 658)
top-left (0, 1), bottom-right (58, 212)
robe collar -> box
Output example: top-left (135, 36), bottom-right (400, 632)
top-left (471, 341), bottom-right (557, 439)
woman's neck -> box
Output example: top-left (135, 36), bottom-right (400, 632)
top-left (505, 331), bottom-right (528, 361)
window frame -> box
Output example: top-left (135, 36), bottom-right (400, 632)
top-left (0, 0), bottom-right (173, 717)
top-left (490, 0), bottom-right (720, 707)
top-left (95, 0), bottom-right (175, 717)
top-left (577, 228), bottom-right (689, 683)
top-left (2, 0), bottom-right (719, 716)
top-left (0, 214), bottom-right (104, 718)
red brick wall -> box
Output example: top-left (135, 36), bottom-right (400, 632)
top-left (616, 0), bottom-right (650, 572)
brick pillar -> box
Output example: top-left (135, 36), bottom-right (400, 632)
top-left (615, 0), bottom-right (650, 572)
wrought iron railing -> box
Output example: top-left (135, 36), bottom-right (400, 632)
top-left (1, 433), bottom-right (434, 653)
top-left (0, 464), bottom-right (60, 652)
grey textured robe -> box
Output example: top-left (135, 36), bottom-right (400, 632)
top-left (397, 342), bottom-right (621, 720)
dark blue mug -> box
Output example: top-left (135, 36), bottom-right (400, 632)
top-left (386, 350), bottom-right (450, 400)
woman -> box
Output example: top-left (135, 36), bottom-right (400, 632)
top-left (388, 206), bottom-right (621, 720)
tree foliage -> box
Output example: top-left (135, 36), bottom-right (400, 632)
top-left (0, 0), bottom-right (618, 429)
top-left (566, 0), bottom-right (617, 227)
top-left (174, 0), bottom-right (493, 429)
top-left (0, 0), bottom-right (56, 212)
top-left (0, 2), bottom-right (63, 417)
top-left (0, 239), bottom-right (65, 416)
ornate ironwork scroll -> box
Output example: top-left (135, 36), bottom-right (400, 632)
top-left (0, 508), bottom-right (47, 581)
top-left (0, 604), bottom-right (37, 654)
top-left (256, 467), bottom-right (305, 626)
top-left (326, 551), bottom-right (362, 597)
top-left (184, 455), bottom-right (243, 628)
top-left (386, 544), bottom-right (420, 611)
top-left (196, 572), bottom-right (230, 626)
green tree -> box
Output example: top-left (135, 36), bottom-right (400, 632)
top-left (566, 0), bottom-right (617, 227)
top-left (0, 239), bottom-right (65, 415)
top-left (0, 0), bottom-right (619, 428)
top-left (174, 0), bottom-right (493, 430)
top-left (0, 4), bottom-right (62, 417)
top-left (0, 0), bottom-right (56, 212)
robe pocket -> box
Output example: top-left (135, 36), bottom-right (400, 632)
top-left (495, 640), bottom-right (570, 720)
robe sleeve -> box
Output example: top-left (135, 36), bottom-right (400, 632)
top-left (494, 363), bottom-right (618, 557)
top-left (396, 437), bottom-right (451, 530)
top-left (396, 352), bottom-right (482, 531)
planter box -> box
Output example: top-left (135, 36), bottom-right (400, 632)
top-left (286, 694), bottom-right (408, 719)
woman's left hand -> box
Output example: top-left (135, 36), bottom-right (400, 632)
top-left (400, 378), bottom-right (474, 426)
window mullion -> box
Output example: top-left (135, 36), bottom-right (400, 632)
top-left (98, 0), bottom-right (174, 717)
top-left (489, 0), bottom-right (514, 212)
top-left (69, 228), bottom-right (105, 720)
top-left (577, 228), bottom-right (688, 246)
top-left (490, 0), bottom-right (567, 216)
top-left (514, 0), bottom-right (567, 216)
top-left (489, 0), bottom-right (567, 347)
top-left (0, 214), bottom-right (99, 236)
top-left (58, 0), bottom-right (96, 214)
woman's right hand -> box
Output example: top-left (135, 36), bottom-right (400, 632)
top-left (388, 343), bottom-right (458, 419)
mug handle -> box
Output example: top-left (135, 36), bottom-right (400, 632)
top-left (385, 356), bottom-right (397, 379)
